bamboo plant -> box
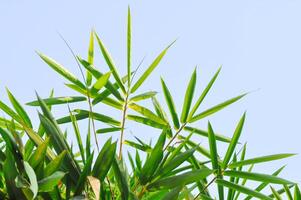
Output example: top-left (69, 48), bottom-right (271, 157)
top-left (0, 8), bottom-right (299, 200)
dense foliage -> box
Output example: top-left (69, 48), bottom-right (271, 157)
top-left (0, 8), bottom-right (299, 200)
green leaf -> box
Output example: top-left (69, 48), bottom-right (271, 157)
top-left (222, 112), bottom-right (246, 168)
top-left (128, 103), bottom-right (167, 125)
top-left (184, 126), bottom-right (231, 143)
top-left (26, 96), bottom-right (87, 106)
top-left (152, 96), bottom-right (169, 122)
top-left (270, 186), bottom-right (283, 200)
top-left (283, 184), bottom-right (293, 200)
top-left (223, 170), bottom-right (294, 185)
top-left (124, 140), bottom-right (152, 152)
top-left (91, 71), bottom-right (111, 93)
top-left (244, 166), bottom-right (286, 200)
top-left (130, 91), bottom-right (157, 102)
top-left (188, 67), bottom-right (221, 120)
top-left (180, 68), bottom-right (197, 123)
top-left (77, 57), bottom-right (123, 101)
top-left (140, 131), bottom-right (166, 184)
top-left (38, 171), bottom-right (66, 192)
top-left (94, 32), bottom-right (126, 93)
top-left (207, 122), bottom-right (219, 171)
top-left (147, 169), bottom-right (212, 190)
top-left (228, 153), bottom-right (295, 169)
top-left (131, 41), bottom-right (175, 93)
top-left (0, 101), bottom-right (23, 125)
top-left (69, 109), bottom-right (85, 164)
top-left (161, 78), bottom-right (180, 129)
top-left (75, 152), bottom-right (94, 195)
top-left (24, 161), bottom-right (38, 198)
top-left (44, 151), bottom-right (67, 177)
top-left (86, 30), bottom-right (94, 86)
top-left (162, 186), bottom-right (183, 200)
top-left (112, 157), bottom-right (130, 200)
top-left (158, 147), bottom-right (196, 177)
top-left (127, 115), bottom-right (169, 129)
top-left (127, 6), bottom-right (131, 87)
top-left (216, 179), bottom-right (272, 200)
top-left (6, 88), bottom-right (32, 128)
top-left (294, 185), bottom-right (301, 200)
top-left (178, 135), bottom-right (211, 159)
top-left (92, 139), bottom-right (117, 181)
top-left (38, 52), bottom-right (86, 89)
top-left (189, 93), bottom-right (246, 123)
top-left (57, 109), bottom-right (120, 127)
top-left (28, 137), bottom-right (50, 169)
top-left (96, 127), bottom-right (121, 134)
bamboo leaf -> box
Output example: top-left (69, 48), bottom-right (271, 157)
top-left (112, 157), bottom-right (130, 200)
top-left (92, 139), bottom-right (117, 181)
top-left (86, 30), bottom-right (94, 86)
top-left (228, 153), bottom-right (295, 169)
top-left (184, 126), bottom-right (231, 143)
top-left (216, 179), bottom-right (272, 200)
top-left (44, 151), bottom-right (67, 177)
top-left (57, 109), bottom-right (120, 127)
top-left (189, 93), bottom-right (246, 123)
top-left (128, 103), bottom-right (167, 125)
top-left (26, 96), bottom-right (86, 106)
top-left (6, 88), bottom-right (32, 128)
top-left (131, 41), bottom-right (175, 93)
top-left (96, 127), bottom-right (121, 134)
top-left (180, 68), bottom-right (197, 123)
top-left (270, 186), bottom-right (283, 200)
top-left (130, 91), bottom-right (157, 102)
top-left (77, 57), bottom-right (123, 101)
top-left (139, 131), bottom-right (166, 184)
top-left (91, 71), bottom-right (111, 93)
top-left (207, 122), bottom-right (219, 171)
top-left (147, 169), bottom-right (212, 190)
top-left (223, 170), bottom-right (294, 185)
top-left (94, 32), bottom-right (126, 93)
top-left (222, 112), bottom-right (246, 168)
top-left (75, 152), bottom-right (94, 195)
top-left (37, 52), bottom-right (86, 89)
top-left (161, 78), bottom-right (180, 129)
top-left (188, 67), bottom-right (221, 120)
top-left (127, 115), bottom-right (169, 129)
top-left (28, 137), bottom-right (50, 169)
top-left (38, 171), bottom-right (66, 192)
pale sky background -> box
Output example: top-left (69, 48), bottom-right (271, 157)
top-left (1, 0), bottom-right (300, 190)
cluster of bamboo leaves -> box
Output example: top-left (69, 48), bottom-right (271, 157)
top-left (0, 8), bottom-right (300, 200)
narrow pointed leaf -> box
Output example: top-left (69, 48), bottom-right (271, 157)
top-left (181, 68), bottom-right (196, 123)
top-left (188, 67), bottom-right (221, 120)
top-left (222, 113), bottom-right (246, 168)
top-left (190, 93), bottom-right (246, 123)
top-left (6, 88), bottom-right (32, 128)
top-left (94, 33), bottom-right (126, 93)
top-left (38, 52), bottom-right (86, 89)
top-left (131, 41), bottom-right (175, 93)
top-left (27, 96), bottom-right (87, 106)
top-left (216, 179), bottom-right (272, 200)
top-left (38, 171), bottom-right (66, 192)
top-left (224, 170), bottom-right (294, 185)
top-left (86, 30), bottom-right (94, 86)
top-left (127, 115), bottom-right (169, 129)
top-left (147, 169), bottom-right (212, 190)
top-left (184, 126), bottom-right (231, 143)
top-left (161, 78), bottom-right (180, 129)
top-left (130, 91), bottom-right (157, 102)
top-left (91, 71), bottom-right (111, 93)
top-left (228, 153), bottom-right (295, 169)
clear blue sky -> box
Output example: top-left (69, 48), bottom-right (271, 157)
top-left (1, 0), bottom-right (300, 186)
